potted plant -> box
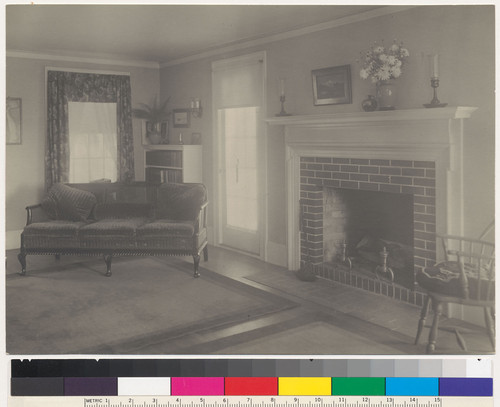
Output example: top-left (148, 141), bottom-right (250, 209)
top-left (132, 95), bottom-right (171, 144)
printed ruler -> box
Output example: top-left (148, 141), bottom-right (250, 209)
top-left (7, 396), bottom-right (494, 407)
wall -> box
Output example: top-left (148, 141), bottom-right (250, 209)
top-left (159, 5), bottom-right (495, 264)
top-left (5, 56), bottom-right (159, 248)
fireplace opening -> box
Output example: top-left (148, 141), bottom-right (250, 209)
top-left (323, 188), bottom-right (414, 288)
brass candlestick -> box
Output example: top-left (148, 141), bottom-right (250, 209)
top-left (424, 77), bottom-right (447, 108)
top-left (276, 95), bottom-right (292, 117)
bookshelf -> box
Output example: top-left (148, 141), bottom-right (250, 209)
top-left (144, 145), bottom-right (202, 184)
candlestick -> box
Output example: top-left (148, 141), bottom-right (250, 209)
top-left (423, 77), bottom-right (447, 108)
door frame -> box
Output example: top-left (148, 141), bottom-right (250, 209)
top-left (211, 51), bottom-right (268, 260)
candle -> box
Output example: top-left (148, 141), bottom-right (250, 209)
top-left (432, 54), bottom-right (439, 78)
top-left (279, 79), bottom-right (286, 97)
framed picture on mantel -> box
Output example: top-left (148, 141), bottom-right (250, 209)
top-left (312, 64), bottom-right (352, 106)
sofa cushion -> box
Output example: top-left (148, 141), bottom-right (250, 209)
top-left (44, 183), bottom-right (97, 222)
top-left (417, 260), bottom-right (495, 301)
top-left (24, 220), bottom-right (86, 237)
top-left (137, 219), bottom-right (196, 238)
top-left (23, 220), bottom-right (86, 249)
top-left (79, 218), bottom-right (148, 238)
top-left (156, 183), bottom-right (207, 220)
top-left (94, 203), bottom-right (154, 220)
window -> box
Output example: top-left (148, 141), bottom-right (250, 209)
top-left (68, 102), bottom-right (117, 183)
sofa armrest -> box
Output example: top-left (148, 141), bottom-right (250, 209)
top-left (25, 204), bottom-right (50, 225)
top-left (196, 201), bottom-right (209, 233)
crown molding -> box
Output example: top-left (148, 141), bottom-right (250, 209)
top-left (6, 50), bottom-right (160, 69)
top-left (160, 5), bottom-right (415, 68)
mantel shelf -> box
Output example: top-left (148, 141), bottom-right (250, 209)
top-left (266, 106), bottom-right (477, 127)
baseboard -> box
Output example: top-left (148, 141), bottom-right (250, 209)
top-left (266, 241), bottom-right (287, 267)
top-left (5, 230), bottom-right (22, 251)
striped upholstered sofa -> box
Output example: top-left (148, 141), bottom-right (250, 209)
top-left (18, 182), bottom-right (208, 277)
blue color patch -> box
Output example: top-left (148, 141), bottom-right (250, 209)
top-left (386, 377), bottom-right (439, 396)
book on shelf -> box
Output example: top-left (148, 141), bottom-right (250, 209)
top-left (145, 150), bottom-right (182, 167)
top-left (146, 167), bottom-right (182, 184)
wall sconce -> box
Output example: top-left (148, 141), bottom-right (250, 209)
top-left (190, 98), bottom-right (202, 118)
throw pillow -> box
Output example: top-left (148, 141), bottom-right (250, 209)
top-left (47, 183), bottom-right (97, 222)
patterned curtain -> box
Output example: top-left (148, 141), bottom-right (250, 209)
top-left (45, 71), bottom-right (134, 188)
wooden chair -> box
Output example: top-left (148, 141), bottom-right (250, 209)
top-left (414, 234), bottom-right (495, 353)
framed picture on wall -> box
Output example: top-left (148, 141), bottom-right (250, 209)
top-left (6, 97), bottom-right (22, 144)
top-left (173, 109), bottom-right (190, 128)
top-left (312, 65), bottom-right (352, 106)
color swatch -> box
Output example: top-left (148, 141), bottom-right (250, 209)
top-left (10, 359), bottom-right (494, 397)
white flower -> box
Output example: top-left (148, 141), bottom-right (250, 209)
top-left (391, 66), bottom-right (402, 78)
top-left (387, 55), bottom-right (396, 65)
top-left (379, 54), bottom-right (388, 62)
top-left (360, 68), bottom-right (369, 79)
top-left (377, 66), bottom-right (391, 81)
top-left (390, 43), bottom-right (400, 52)
top-left (374, 46), bottom-right (384, 54)
top-left (401, 48), bottom-right (409, 57)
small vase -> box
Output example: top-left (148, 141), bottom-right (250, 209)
top-left (148, 132), bottom-right (162, 145)
top-left (376, 80), bottom-right (397, 110)
top-left (362, 95), bottom-right (378, 112)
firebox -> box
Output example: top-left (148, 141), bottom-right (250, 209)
top-left (323, 187), bottom-right (414, 288)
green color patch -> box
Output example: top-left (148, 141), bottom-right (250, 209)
top-left (332, 377), bottom-right (385, 395)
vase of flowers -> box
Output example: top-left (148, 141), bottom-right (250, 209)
top-left (359, 40), bottom-right (409, 110)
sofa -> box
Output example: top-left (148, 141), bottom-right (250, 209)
top-left (18, 182), bottom-right (208, 277)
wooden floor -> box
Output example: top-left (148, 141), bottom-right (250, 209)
top-left (5, 246), bottom-right (494, 355)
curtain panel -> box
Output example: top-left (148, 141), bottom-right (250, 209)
top-left (45, 71), bottom-right (134, 188)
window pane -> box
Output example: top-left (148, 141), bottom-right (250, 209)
top-left (68, 102), bottom-right (117, 183)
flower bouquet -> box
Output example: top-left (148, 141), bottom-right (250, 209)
top-left (359, 40), bottom-right (409, 83)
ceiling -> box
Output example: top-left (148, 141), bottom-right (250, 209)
top-left (6, 4), bottom-right (385, 65)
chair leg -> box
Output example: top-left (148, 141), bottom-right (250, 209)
top-left (426, 299), bottom-right (442, 354)
top-left (193, 254), bottom-right (201, 278)
top-left (415, 295), bottom-right (430, 345)
top-left (484, 306), bottom-right (495, 350)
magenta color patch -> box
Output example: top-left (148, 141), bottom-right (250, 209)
top-left (171, 377), bottom-right (224, 395)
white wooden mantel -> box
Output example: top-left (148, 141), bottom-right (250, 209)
top-left (266, 106), bottom-right (477, 270)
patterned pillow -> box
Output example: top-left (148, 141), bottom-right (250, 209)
top-left (46, 183), bottom-right (97, 222)
top-left (156, 183), bottom-right (207, 220)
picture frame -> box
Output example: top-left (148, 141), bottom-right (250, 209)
top-left (312, 65), bottom-right (352, 106)
top-left (6, 97), bottom-right (22, 144)
top-left (173, 108), bottom-right (190, 128)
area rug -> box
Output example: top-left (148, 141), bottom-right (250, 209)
top-left (6, 257), bottom-right (295, 355)
top-left (213, 320), bottom-right (408, 354)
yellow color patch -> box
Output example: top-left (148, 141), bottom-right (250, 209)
top-left (278, 377), bottom-right (331, 395)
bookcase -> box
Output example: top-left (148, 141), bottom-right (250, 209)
top-left (144, 145), bottom-right (202, 184)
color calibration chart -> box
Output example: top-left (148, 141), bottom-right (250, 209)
top-left (9, 359), bottom-right (494, 407)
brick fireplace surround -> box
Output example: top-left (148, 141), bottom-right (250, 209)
top-left (267, 107), bottom-right (477, 305)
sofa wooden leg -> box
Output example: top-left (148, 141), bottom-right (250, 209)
top-left (203, 245), bottom-right (208, 262)
top-left (193, 254), bottom-right (201, 278)
top-left (17, 252), bottom-right (26, 276)
top-left (415, 295), bottom-right (430, 345)
top-left (104, 254), bottom-right (112, 277)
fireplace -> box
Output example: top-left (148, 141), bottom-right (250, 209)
top-left (300, 156), bottom-right (435, 289)
top-left (267, 107), bottom-right (477, 304)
